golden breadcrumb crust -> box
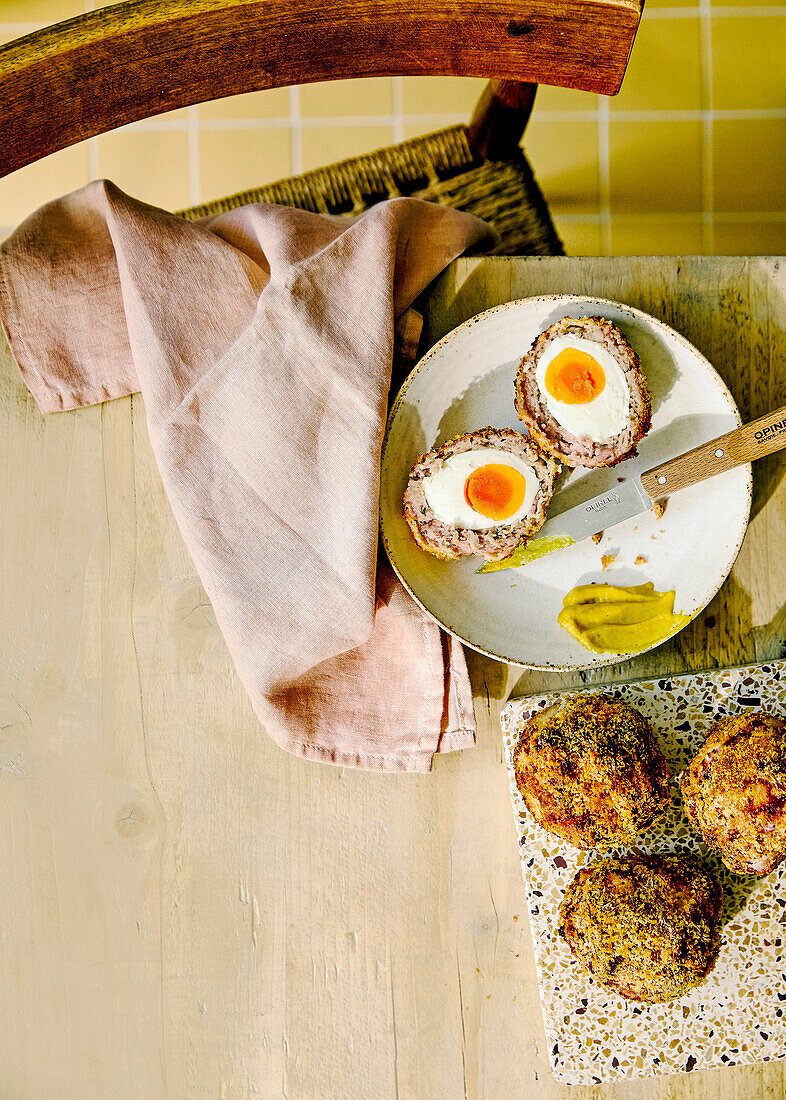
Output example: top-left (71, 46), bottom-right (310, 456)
top-left (559, 854), bottom-right (722, 1003)
top-left (513, 693), bottom-right (670, 849)
top-left (681, 711), bottom-right (786, 875)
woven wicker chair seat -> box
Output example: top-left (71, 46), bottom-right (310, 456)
top-left (182, 124), bottom-right (563, 257)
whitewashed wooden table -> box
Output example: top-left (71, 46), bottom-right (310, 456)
top-left (1, 256), bottom-right (785, 1099)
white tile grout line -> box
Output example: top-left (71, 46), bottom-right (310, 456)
top-left (699, 0), bottom-right (716, 253)
top-left (597, 97), bottom-right (612, 256)
top-left (707, 211), bottom-right (786, 222)
top-left (639, 5), bottom-right (786, 14)
top-left (187, 105), bottom-right (201, 206)
top-left (392, 77), bottom-right (405, 144)
top-left (705, 5), bottom-right (786, 13)
top-left (97, 109), bottom-right (786, 136)
top-left (288, 86), bottom-right (302, 174)
top-left (188, 113), bottom-right (466, 129)
top-left (612, 109), bottom-right (786, 120)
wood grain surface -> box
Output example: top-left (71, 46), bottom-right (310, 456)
top-left (467, 81), bottom-right (539, 160)
top-left (0, 0), bottom-right (643, 178)
top-left (1, 255), bottom-right (784, 1098)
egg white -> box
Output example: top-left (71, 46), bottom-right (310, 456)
top-left (535, 334), bottom-right (630, 442)
top-left (423, 447), bottom-right (538, 531)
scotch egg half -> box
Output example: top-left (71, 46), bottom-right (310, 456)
top-left (402, 427), bottom-right (561, 562)
top-left (514, 316), bottom-right (653, 469)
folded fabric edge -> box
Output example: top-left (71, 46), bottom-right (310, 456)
top-left (436, 725), bottom-right (477, 755)
top-left (266, 728), bottom-right (477, 774)
top-left (0, 265), bottom-right (136, 415)
top-left (28, 382), bottom-right (135, 415)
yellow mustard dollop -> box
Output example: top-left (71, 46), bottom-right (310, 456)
top-left (557, 581), bottom-right (692, 654)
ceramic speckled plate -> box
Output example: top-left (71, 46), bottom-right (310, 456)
top-left (379, 295), bottom-right (752, 669)
top-left (501, 659), bottom-right (786, 1086)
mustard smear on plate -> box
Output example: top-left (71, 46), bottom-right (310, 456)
top-left (475, 534), bottom-right (576, 573)
top-left (557, 582), bottom-right (691, 654)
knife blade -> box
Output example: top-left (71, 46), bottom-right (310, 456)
top-left (476, 402), bottom-right (786, 574)
top-left (476, 477), bottom-right (653, 573)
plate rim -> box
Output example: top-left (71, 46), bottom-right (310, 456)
top-left (380, 293), bottom-right (754, 670)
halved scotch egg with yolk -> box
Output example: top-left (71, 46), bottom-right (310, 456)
top-left (515, 316), bottom-right (652, 468)
top-left (402, 428), bottom-right (560, 562)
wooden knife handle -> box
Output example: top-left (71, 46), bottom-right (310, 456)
top-left (640, 405), bottom-right (786, 500)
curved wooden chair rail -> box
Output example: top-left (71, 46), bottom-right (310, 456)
top-left (0, 0), bottom-right (642, 180)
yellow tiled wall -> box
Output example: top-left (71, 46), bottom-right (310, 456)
top-left (1, 0), bottom-right (785, 256)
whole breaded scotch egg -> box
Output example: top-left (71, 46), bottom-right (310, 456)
top-left (513, 693), bottom-right (670, 849)
top-left (681, 712), bottom-right (786, 876)
top-left (402, 427), bottom-right (560, 562)
top-left (515, 316), bottom-right (652, 468)
top-left (559, 853), bottom-right (723, 1003)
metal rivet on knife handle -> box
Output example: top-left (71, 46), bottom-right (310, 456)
top-left (640, 405), bottom-right (786, 500)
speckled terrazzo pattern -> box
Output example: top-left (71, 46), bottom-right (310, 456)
top-left (500, 660), bottom-right (786, 1086)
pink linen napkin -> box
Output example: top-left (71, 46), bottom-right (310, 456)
top-left (0, 181), bottom-right (497, 772)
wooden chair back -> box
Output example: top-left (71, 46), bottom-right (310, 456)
top-left (0, 0), bottom-right (643, 179)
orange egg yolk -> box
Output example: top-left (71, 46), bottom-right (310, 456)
top-left (464, 464), bottom-right (527, 521)
top-left (544, 348), bottom-right (606, 404)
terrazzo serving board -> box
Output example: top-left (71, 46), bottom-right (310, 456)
top-left (501, 659), bottom-right (786, 1086)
